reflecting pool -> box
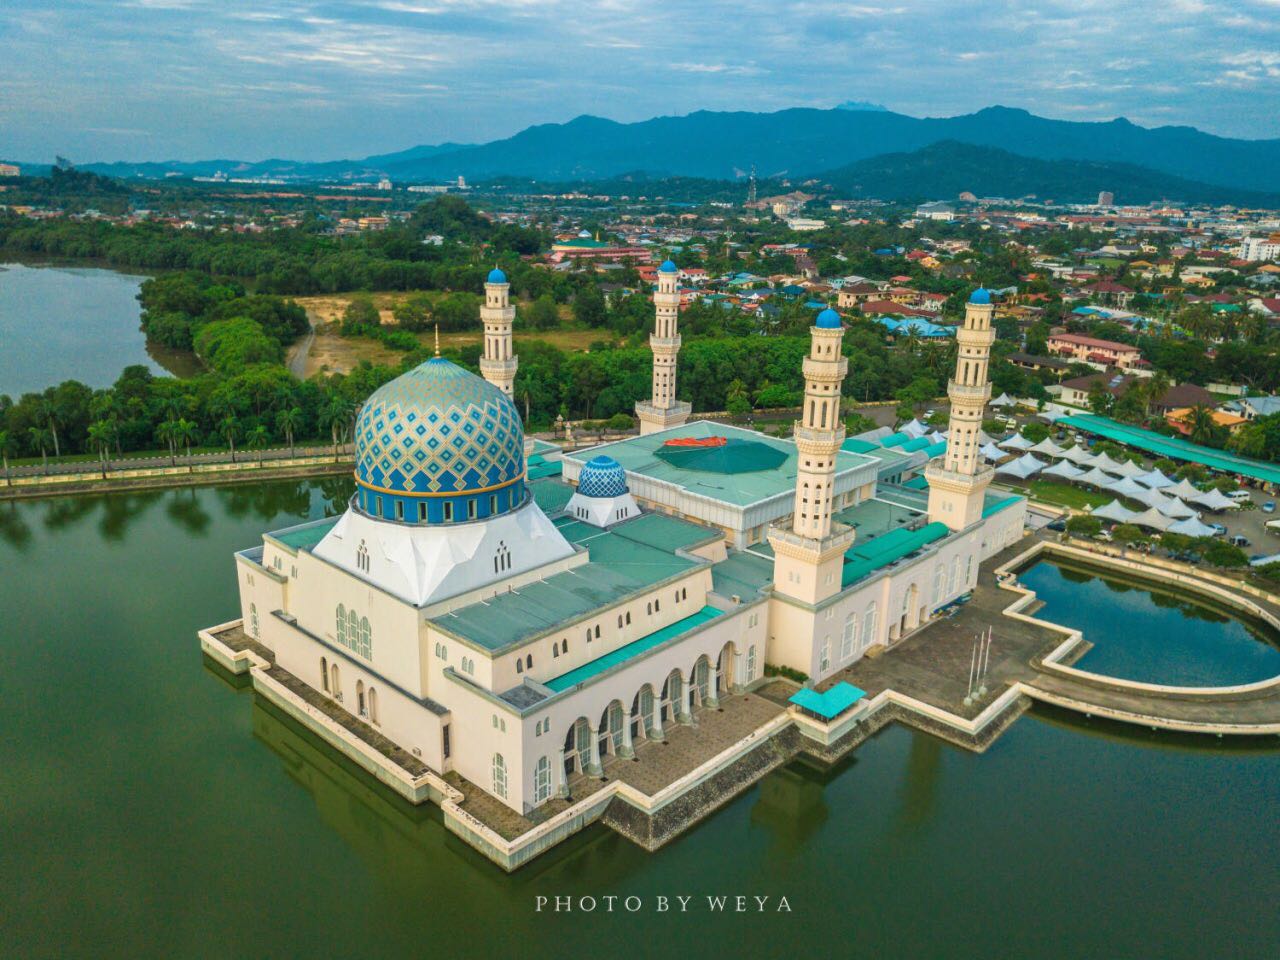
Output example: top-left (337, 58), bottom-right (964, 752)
top-left (1, 483), bottom-right (1277, 960)
top-left (1020, 558), bottom-right (1280, 686)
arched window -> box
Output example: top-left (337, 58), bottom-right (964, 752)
top-left (368, 687), bottom-right (378, 724)
top-left (625, 612), bottom-right (631, 625)
top-left (492, 754), bottom-right (507, 799)
top-left (594, 625), bottom-right (600, 639)
top-left (249, 603), bottom-right (259, 638)
top-left (562, 639), bottom-right (568, 654)
top-left (965, 555), bottom-right (973, 585)
top-left (336, 604), bottom-right (347, 646)
top-left (516, 659), bottom-right (523, 673)
top-left (356, 540), bottom-right (369, 573)
top-left (746, 645), bottom-right (757, 681)
top-left (841, 614), bottom-right (858, 660)
top-left (553, 645), bottom-right (559, 658)
top-left (819, 637), bottom-right (831, 673)
top-left (494, 541), bottom-right (511, 574)
top-left (330, 662), bottom-right (340, 697)
top-left (618, 614), bottom-right (624, 629)
top-left (864, 603), bottom-right (878, 647)
top-left (320, 656), bottom-right (329, 693)
top-left (526, 654), bottom-right (533, 669)
top-left (359, 616), bottom-right (371, 659)
top-left (357, 680), bottom-right (367, 718)
top-left (534, 756), bottom-right (551, 803)
top-left (347, 608), bottom-right (359, 651)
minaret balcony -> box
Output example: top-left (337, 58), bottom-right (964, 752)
top-left (947, 381), bottom-right (991, 403)
top-left (480, 356), bottom-right (519, 378)
top-left (650, 335), bottom-right (682, 350)
top-left (956, 327), bottom-right (995, 348)
top-left (801, 356), bottom-right (848, 380)
top-left (793, 422), bottom-right (846, 449)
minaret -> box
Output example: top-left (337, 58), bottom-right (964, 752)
top-left (635, 260), bottom-right (691, 435)
top-left (926, 288), bottom-right (996, 530)
top-left (768, 308), bottom-right (855, 604)
top-left (479, 267), bottom-right (517, 399)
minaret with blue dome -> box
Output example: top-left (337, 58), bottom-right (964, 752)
top-left (636, 259), bottom-right (692, 435)
top-left (479, 266), bottom-right (517, 401)
top-left (926, 287), bottom-right (996, 530)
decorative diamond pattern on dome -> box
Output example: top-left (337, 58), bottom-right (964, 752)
top-left (578, 455), bottom-right (629, 499)
top-left (354, 358), bottom-right (524, 496)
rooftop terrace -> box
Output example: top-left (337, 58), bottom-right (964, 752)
top-left (266, 516), bottom-right (341, 552)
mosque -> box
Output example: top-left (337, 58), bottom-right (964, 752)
top-left (217, 262), bottom-right (1025, 824)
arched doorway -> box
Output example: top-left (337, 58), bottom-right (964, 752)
top-left (663, 670), bottom-right (684, 724)
top-left (564, 717), bottom-right (590, 778)
top-left (716, 642), bottom-right (737, 695)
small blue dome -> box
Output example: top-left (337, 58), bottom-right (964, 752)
top-left (815, 307), bottom-right (843, 329)
top-left (969, 287), bottom-right (992, 305)
top-left (487, 267), bottom-right (507, 284)
top-left (658, 260), bottom-right (678, 273)
top-left (578, 455), bottom-right (629, 499)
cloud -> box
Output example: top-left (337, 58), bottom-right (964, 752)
top-left (1, 0), bottom-right (1277, 161)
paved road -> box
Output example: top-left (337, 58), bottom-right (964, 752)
top-left (8, 443), bottom-right (354, 479)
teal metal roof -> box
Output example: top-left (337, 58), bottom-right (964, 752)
top-left (437, 531), bottom-right (699, 651)
top-left (544, 606), bottom-right (724, 692)
top-left (923, 440), bottom-right (947, 458)
top-left (789, 682), bottom-right (867, 719)
top-left (1059, 414), bottom-right (1280, 485)
top-left (526, 455), bottom-right (563, 481)
top-left (879, 431), bottom-right (911, 448)
top-left (710, 551), bottom-right (775, 598)
top-left (902, 474), bottom-right (929, 490)
top-left (900, 435), bottom-right (932, 452)
top-left (983, 493), bottom-right (1022, 517)
top-left (607, 512), bottom-right (721, 552)
top-left (530, 478), bottom-right (574, 515)
top-left (566, 421), bottom-right (876, 508)
top-left (267, 516), bottom-right (340, 552)
top-left (841, 521), bottom-right (948, 587)
top-left (840, 437), bottom-right (880, 454)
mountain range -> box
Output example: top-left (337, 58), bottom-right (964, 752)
top-left (22, 104), bottom-right (1280, 200)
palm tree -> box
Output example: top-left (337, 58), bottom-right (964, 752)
top-left (1187, 404), bottom-right (1219, 446)
top-left (275, 406), bottom-right (302, 457)
top-left (246, 424), bottom-right (270, 466)
top-left (155, 419), bottom-right (179, 467)
top-left (219, 415), bottom-right (241, 463)
top-left (319, 395), bottom-right (354, 462)
top-left (1142, 370), bottom-right (1171, 421)
top-left (36, 396), bottom-right (62, 459)
top-left (28, 426), bottom-right (52, 475)
top-left (87, 420), bottom-right (115, 479)
top-left (174, 418), bottom-right (199, 469)
top-left (0, 430), bottom-right (11, 486)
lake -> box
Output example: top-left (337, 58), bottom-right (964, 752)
top-left (1021, 558), bottom-right (1280, 686)
top-left (0, 261), bottom-right (199, 397)
top-left (1, 481), bottom-right (1277, 959)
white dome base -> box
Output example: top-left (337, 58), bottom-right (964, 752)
top-left (313, 498), bottom-right (575, 607)
top-left (565, 492), bottom-right (641, 529)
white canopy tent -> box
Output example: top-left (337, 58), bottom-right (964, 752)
top-left (901, 419), bottom-right (929, 439)
top-left (1105, 476), bottom-right (1150, 500)
top-left (1168, 516), bottom-right (1219, 538)
top-left (1058, 445), bottom-right (1094, 466)
top-left (928, 430), bottom-right (948, 443)
top-left (1077, 467), bottom-right (1117, 488)
top-left (1136, 468), bottom-right (1175, 489)
top-left (1130, 508), bottom-right (1175, 532)
top-left (1154, 495), bottom-right (1197, 520)
top-left (980, 442), bottom-right (1007, 463)
top-left (996, 453), bottom-right (1046, 479)
top-left (1088, 452), bottom-right (1126, 473)
top-left (1093, 500), bottom-right (1140, 523)
top-left (1110, 459), bottom-right (1148, 479)
top-left (991, 393), bottom-right (1016, 408)
top-left (1029, 437), bottom-right (1066, 458)
top-left (1000, 434), bottom-right (1034, 452)
top-left (977, 430), bottom-right (1003, 445)
top-left (1192, 488), bottom-right (1240, 512)
top-left (1165, 478), bottom-right (1202, 500)
top-left (1043, 460), bottom-right (1085, 481)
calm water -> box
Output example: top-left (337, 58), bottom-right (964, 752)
top-left (0, 261), bottom-right (198, 396)
top-left (1, 481), bottom-right (1278, 960)
top-left (1021, 558), bottom-right (1280, 686)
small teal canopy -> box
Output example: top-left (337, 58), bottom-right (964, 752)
top-left (789, 681), bottom-right (867, 719)
top-left (487, 267), bottom-right (507, 284)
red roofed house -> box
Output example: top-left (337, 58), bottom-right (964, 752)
top-left (1047, 333), bottom-right (1142, 370)
top-left (1248, 298), bottom-right (1280, 319)
top-left (1083, 280), bottom-right (1135, 308)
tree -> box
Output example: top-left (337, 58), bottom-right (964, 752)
top-left (86, 420), bottom-right (114, 479)
top-left (319, 394), bottom-right (355, 462)
top-left (1087, 382), bottom-right (1114, 416)
top-left (726, 379), bottom-right (751, 415)
top-left (1201, 540), bottom-right (1247, 568)
top-left (246, 424), bottom-right (270, 466)
top-left (0, 429), bottom-right (11, 485)
top-left (1020, 422), bottom-right (1049, 443)
top-left (155, 419), bottom-right (179, 467)
top-left (1110, 523), bottom-right (1147, 547)
top-left (1066, 515), bottom-right (1102, 538)
top-left (174, 418), bottom-right (199, 467)
top-left (342, 296), bottom-right (381, 333)
top-left (36, 395), bottom-right (62, 459)
top-left (219, 415), bottom-right (241, 463)
top-left (573, 284), bottom-right (607, 328)
top-left (605, 412), bottom-right (634, 432)
top-left (1186, 404), bottom-right (1223, 447)
top-left (523, 294), bottom-right (560, 331)
top-left (28, 426), bottom-right (52, 474)
top-left (276, 406), bottom-right (302, 456)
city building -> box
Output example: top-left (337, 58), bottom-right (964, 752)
top-left (1238, 235), bottom-right (1280, 262)
top-left (0, 163), bottom-right (20, 177)
top-left (206, 289), bottom-right (1024, 845)
top-left (1046, 332), bottom-right (1142, 369)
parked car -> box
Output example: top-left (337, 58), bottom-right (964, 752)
top-left (1208, 523), bottom-right (1228, 536)
top-left (1227, 490), bottom-right (1252, 501)
top-left (1229, 534), bottom-right (1251, 548)
top-left (1046, 519), bottom-right (1066, 532)
top-left (1263, 501), bottom-right (1275, 513)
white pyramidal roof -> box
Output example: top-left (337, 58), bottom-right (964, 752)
top-left (928, 430), bottom-right (948, 443)
top-left (1093, 499), bottom-right (1139, 523)
top-left (1155, 496), bottom-right (1197, 519)
top-left (1105, 476), bottom-right (1149, 499)
top-left (1168, 516), bottom-right (1218, 537)
top-left (1088, 452), bottom-right (1125, 473)
top-left (980, 442), bottom-right (1007, 462)
top-left (1111, 459), bottom-right (1148, 479)
top-left (313, 500), bottom-right (577, 607)
top-left (1130, 507), bottom-right (1175, 531)
top-left (1029, 437), bottom-right (1065, 457)
top-left (1059, 445), bottom-right (1094, 465)
top-left (1077, 467), bottom-right (1115, 487)
top-left (1136, 468), bottom-right (1175, 489)
top-left (991, 392), bottom-right (1016, 407)
top-left (977, 430), bottom-right (1001, 446)
top-left (1191, 488), bottom-right (1240, 511)
top-left (1043, 460), bottom-right (1084, 480)
top-left (1166, 478), bottom-right (1202, 500)
top-left (901, 419), bottom-right (929, 438)
top-left (1000, 433), bottom-right (1035, 451)
top-left (995, 453), bottom-right (1045, 479)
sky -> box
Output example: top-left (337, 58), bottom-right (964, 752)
top-left (3, 0), bottom-right (1280, 162)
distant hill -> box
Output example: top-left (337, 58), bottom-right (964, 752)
top-left (381, 105), bottom-right (1280, 193)
top-left (816, 141), bottom-right (1280, 206)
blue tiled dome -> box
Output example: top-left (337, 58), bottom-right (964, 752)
top-left (487, 267), bottom-right (507, 284)
top-left (658, 260), bottom-right (678, 273)
top-left (353, 358), bottom-right (525, 524)
top-left (969, 287), bottom-right (992, 305)
top-left (815, 307), bottom-right (843, 329)
top-left (578, 456), bottom-right (628, 499)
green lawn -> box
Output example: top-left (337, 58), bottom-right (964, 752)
top-left (1026, 479), bottom-right (1113, 510)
